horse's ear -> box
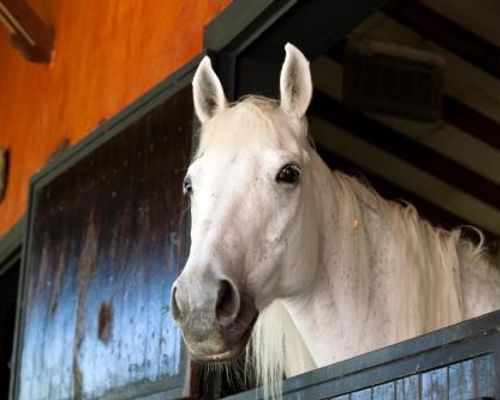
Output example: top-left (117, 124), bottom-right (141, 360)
top-left (279, 43), bottom-right (313, 118)
top-left (193, 56), bottom-right (227, 124)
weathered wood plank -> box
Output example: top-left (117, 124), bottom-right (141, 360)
top-left (395, 375), bottom-right (418, 400)
top-left (448, 359), bottom-right (474, 400)
top-left (421, 367), bottom-right (448, 400)
top-left (350, 388), bottom-right (372, 400)
top-left (372, 382), bottom-right (395, 399)
top-left (474, 354), bottom-right (495, 398)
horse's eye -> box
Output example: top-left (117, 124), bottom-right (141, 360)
top-left (276, 163), bottom-right (301, 184)
top-left (183, 177), bottom-right (193, 196)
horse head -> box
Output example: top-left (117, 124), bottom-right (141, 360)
top-left (171, 44), bottom-right (320, 362)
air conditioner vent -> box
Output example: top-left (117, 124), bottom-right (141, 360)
top-left (343, 41), bottom-right (445, 121)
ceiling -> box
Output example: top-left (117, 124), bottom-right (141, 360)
top-left (308, 0), bottom-right (500, 257)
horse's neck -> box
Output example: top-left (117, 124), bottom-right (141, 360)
top-left (283, 153), bottom-right (466, 367)
top-left (284, 156), bottom-right (377, 366)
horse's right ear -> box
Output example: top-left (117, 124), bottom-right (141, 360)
top-left (193, 56), bottom-right (227, 124)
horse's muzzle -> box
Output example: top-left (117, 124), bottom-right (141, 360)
top-left (171, 271), bottom-right (258, 362)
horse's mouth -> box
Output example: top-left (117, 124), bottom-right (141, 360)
top-left (188, 313), bottom-right (258, 363)
top-left (191, 341), bottom-right (246, 363)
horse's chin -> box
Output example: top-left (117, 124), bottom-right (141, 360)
top-left (190, 341), bottom-right (247, 363)
top-left (187, 312), bottom-right (258, 363)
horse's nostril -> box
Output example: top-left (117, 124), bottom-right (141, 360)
top-left (171, 286), bottom-right (183, 322)
top-left (215, 279), bottom-right (240, 325)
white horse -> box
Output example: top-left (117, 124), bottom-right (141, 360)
top-left (171, 43), bottom-right (500, 397)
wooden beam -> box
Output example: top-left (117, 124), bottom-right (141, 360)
top-left (383, 0), bottom-right (500, 80)
top-left (310, 89), bottom-right (500, 210)
top-left (442, 96), bottom-right (500, 152)
top-left (0, 0), bottom-right (53, 63)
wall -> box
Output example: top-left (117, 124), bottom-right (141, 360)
top-left (0, 0), bottom-right (230, 238)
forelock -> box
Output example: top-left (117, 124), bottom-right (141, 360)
top-left (194, 96), bottom-right (304, 159)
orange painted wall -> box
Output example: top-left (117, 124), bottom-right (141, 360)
top-left (0, 0), bottom-right (230, 238)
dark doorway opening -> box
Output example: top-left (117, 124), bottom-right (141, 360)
top-left (0, 260), bottom-right (20, 399)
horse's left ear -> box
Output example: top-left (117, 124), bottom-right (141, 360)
top-left (280, 43), bottom-right (313, 118)
top-left (193, 56), bottom-right (227, 124)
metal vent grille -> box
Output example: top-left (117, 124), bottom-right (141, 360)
top-left (343, 41), bottom-right (445, 121)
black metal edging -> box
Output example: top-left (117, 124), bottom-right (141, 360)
top-left (9, 53), bottom-right (206, 400)
top-left (225, 310), bottom-right (500, 399)
top-left (203, 0), bottom-right (278, 52)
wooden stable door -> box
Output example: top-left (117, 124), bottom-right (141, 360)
top-left (13, 84), bottom-right (193, 400)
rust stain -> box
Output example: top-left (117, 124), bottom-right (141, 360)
top-left (98, 301), bottom-right (113, 343)
top-left (72, 213), bottom-right (99, 399)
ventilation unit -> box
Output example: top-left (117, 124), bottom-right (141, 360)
top-left (343, 41), bottom-right (445, 121)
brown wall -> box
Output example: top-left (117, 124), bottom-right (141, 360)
top-left (0, 0), bottom-right (230, 237)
